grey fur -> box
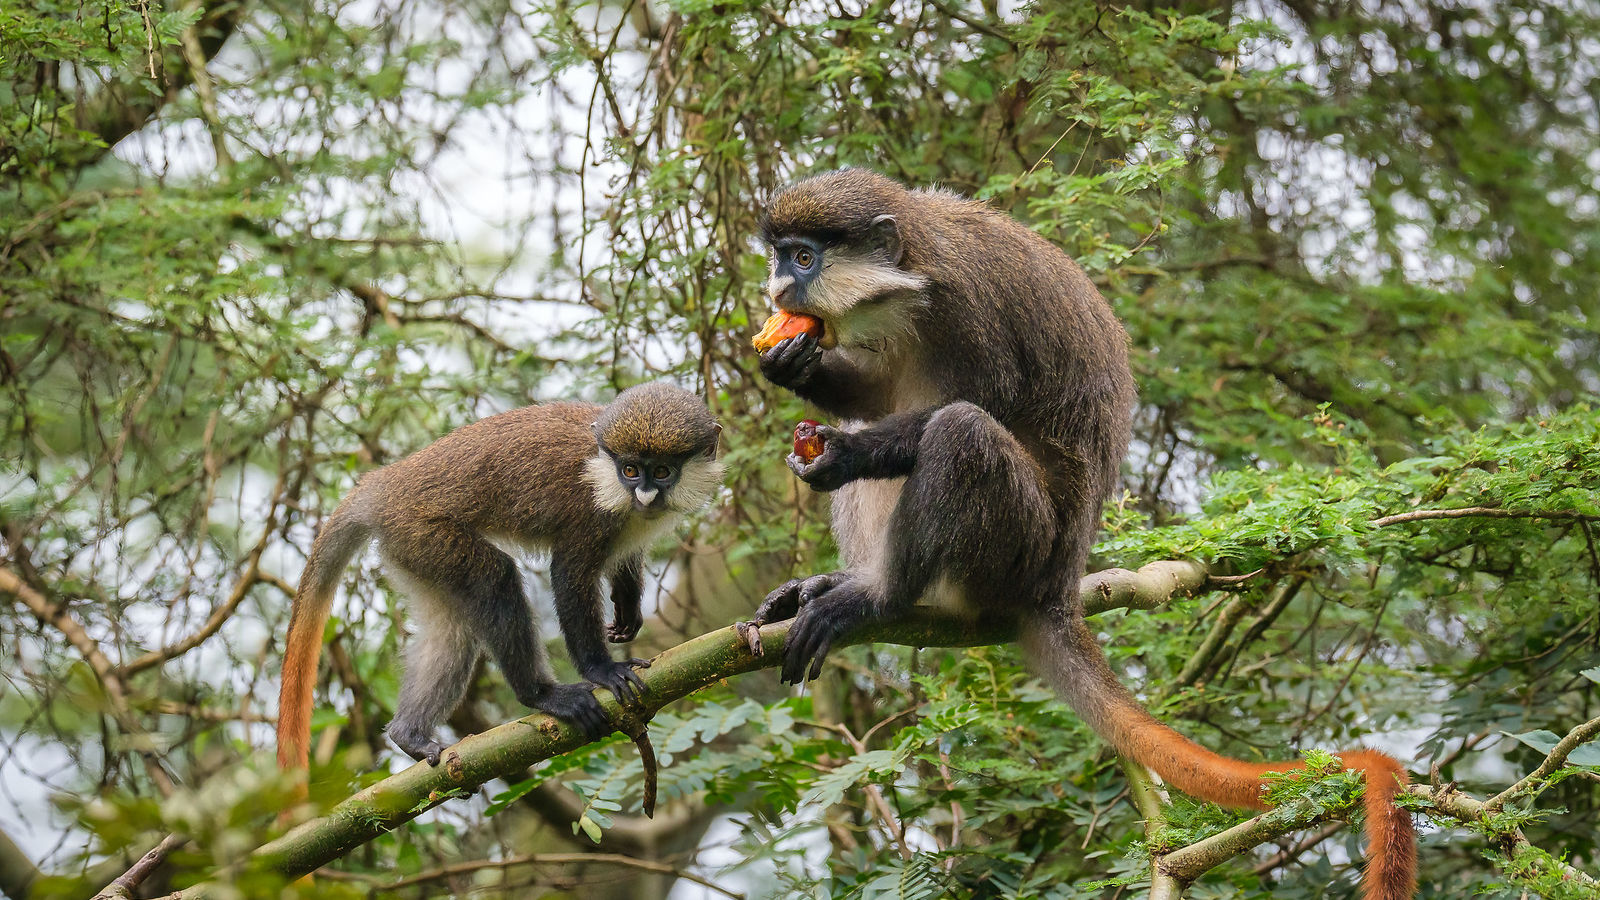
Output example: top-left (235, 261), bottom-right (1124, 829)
top-left (750, 168), bottom-right (1135, 683)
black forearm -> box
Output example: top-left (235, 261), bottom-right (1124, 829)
top-left (610, 557), bottom-right (642, 616)
top-left (551, 559), bottom-right (609, 670)
top-left (792, 355), bottom-right (891, 421)
top-left (838, 408), bottom-right (937, 480)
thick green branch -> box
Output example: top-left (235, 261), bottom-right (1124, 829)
top-left (176, 561), bottom-right (1205, 895)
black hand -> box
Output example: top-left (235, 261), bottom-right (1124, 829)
top-left (787, 425), bottom-right (863, 491)
top-left (781, 599), bottom-right (854, 684)
top-left (740, 572), bottom-right (848, 655)
top-left (608, 605), bottom-right (643, 643)
top-left (759, 334), bottom-right (822, 390)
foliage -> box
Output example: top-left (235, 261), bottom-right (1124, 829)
top-left (2, 0), bottom-right (1598, 898)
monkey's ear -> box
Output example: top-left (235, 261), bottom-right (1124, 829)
top-left (870, 214), bottom-right (902, 265)
top-left (708, 422), bottom-right (723, 457)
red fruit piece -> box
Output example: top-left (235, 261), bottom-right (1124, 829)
top-left (793, 419), bottom-right (825, 463)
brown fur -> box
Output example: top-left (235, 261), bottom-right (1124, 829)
top-left (278, 385), bottom-right (721, 785)
top-left (759, 170), bottom-right (1415, 900)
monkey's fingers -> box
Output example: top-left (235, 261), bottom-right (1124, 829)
top-left (620, 660), bottom-right (651, 701)
top-left (576, 701), bottom-right (612, 740)
top-left (787, 449), bottom-right (853, 492)
top-left (806, 631), bottom-right (837, 682)
top-left (589, 661), bottom-right (650, 707)
top-left (797, 572), bottom-right (846, 605)
top-left (754, 577), bottom-right (805, 626)
top-left (781, 611), bottom-right (825, 684)
top-left (536, 683), bottom-right (612, 741)
top-left (759, 335), bottom-right (822, 389)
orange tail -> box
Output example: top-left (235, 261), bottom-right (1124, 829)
top-left (1026, 614), bottom-right (1416, 900)
top-left (277, 500), bottom-right (372, 775)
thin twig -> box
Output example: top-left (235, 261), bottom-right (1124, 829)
top-left (1372, 507), bottom-right (1600, 527)
top-left (1486, 714), bottom-right (1600, 810)
top-left (91, 833), bottom-right (186, 900)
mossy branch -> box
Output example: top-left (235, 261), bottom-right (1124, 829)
top-left (173, 555), bottom-right (1597, 897)
top-left (175, 561), bottom-right (1203, 896)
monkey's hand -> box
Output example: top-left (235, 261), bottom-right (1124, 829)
top-left (787, 425), bottom-right (863, 492)
top-left (759, 333), bottom-right (822, 390)
top-left (739, 572), bottom-right (849, 655)
top-left (582, 657), bottom-right (651, 709)
top-left (608, 605), bottom-right (643, 643)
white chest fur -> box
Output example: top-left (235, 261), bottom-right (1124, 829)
top-left (608, 511), bottom-right (681, 570)
top-left (830, 474), bottom-right (903, 582)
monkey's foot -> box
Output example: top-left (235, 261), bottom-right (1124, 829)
top-left (781, 580), bottom-right (874, 684)
top-left (389, 728), bottom-right (448, 766)
top-left (530, 683), bottom-right (613, 741)
top-left (582, 657), bottom-right (651, 709)
top-left (741, 571), bottom-right (849, 656)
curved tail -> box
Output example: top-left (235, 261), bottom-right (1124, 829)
top-left (276, 493), bottom-right (374, 772)
top-left (1024, 612), bottom-right (1416, 900)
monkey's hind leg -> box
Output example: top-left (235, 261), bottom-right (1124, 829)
top-left (394, 531), bottom-right (613, 743)
top-left (386, 597), bottom-right (480, 766)
top-left (779, 402), bottom-right (1057, 683)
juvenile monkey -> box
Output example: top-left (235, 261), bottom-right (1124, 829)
top-left (743, 169), bottom-right (1416, 900)
top-left (277, 381), bottom-right (723, 771)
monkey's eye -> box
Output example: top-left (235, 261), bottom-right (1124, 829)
top-left (652, 464), bottom-right (673, 480)
top-left (623, 464), bottom-right (640, 479)
top-left (793, 247), bottom-right (815, 269)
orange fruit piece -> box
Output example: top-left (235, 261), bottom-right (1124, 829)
top-left (753, 310), bottom-right (824, 353)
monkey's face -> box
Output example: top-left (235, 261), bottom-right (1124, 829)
top-left (588, 446), bottom-right (723, 520)
top-left (605, 453), bottom-right (686, 516)
top-left (764, 226), bottom-right (928, 350)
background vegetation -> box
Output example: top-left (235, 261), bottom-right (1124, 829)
top-left (2, 0), bottom-right (1598, 898)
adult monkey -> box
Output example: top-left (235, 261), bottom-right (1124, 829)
top-left (742, 169), bottom-right (1416, 900)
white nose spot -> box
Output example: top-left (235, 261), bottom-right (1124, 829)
top-left (767, 274), bottom-right (795, 302)
top-left (635, 486), bottom-right (659, 506)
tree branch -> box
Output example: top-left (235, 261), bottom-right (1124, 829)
top-left (0, 823), bottom-right (40, 900)
top-left (175, 561), bottom-right (1205, 895)
top-left (1371, 506), bottom-right (1600, 528)
top-left (66, 1), bottom-right (248, 171)
top-left (90, 834), bottom-right (186, 900)
top-left (1486, 714), bottom-right (1600, 811)
top-left (374, 851), bottom-right (743, 898)
top-left (0, 565), bottom-right (176, 796)
top-left (167, 556), bottom-right (1597, 895)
